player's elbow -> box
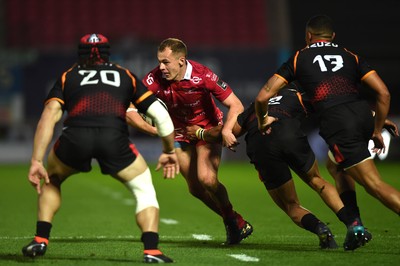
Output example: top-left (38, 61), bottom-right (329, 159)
top-left (255, 93), bottom-right (266, 106)
top-left (383, 90), bottom-right (391, 102)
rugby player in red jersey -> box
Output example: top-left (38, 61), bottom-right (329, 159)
top-left (142, 38), bottom-right (253, 244)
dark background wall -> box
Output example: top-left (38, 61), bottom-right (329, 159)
top-left (0, 0), bottom-right (398, 162)
top-left (287, 0), bottom-right (400, 114)
top-left (285, 0), bottom-right (400, 160)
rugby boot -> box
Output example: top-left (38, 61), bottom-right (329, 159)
top-left (316, 224), bottom-right (338, 249)
top-left (363, 228), bottom-right (373, 243)
top-left (22, 239), bottom-right (47, 257)
top-left (343, 223), bottom-right (365, 251)
top-left (144, 249), bottom-right (173, 263)
top-left (224, 212), bottom-right (253, 245)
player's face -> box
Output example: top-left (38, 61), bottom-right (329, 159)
top-left (157, 48), bottom-right (185, 81)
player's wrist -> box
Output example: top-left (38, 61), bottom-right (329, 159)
top-left (195, 128), bottom-right (205, 140)
top-left (31, 158), bottom-right (43, 164)
top-left (163, 149), bottom-right (176, 154)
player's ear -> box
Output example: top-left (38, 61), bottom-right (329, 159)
top-left (305, 31), bottom-right (312, 45)
top-left (178, 57), bottom-right (185, 67)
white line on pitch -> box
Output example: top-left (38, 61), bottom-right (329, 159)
top-left (160, 218), bottom-right (179, 225)
top-left (228, 254), bottom-right (260, 262)
top-left (192, 234), bottom-right (213, 241)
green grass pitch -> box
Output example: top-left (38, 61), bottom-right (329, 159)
top-left (0, 161), bottom-right (399, 265)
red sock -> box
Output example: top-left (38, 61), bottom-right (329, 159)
top-left (34, 236), bottom-right (49, 245)
top-left (144, 249), bottom-right (162, 255)
top-left (220, 204), bottom-right (236, 220)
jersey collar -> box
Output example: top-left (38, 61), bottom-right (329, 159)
top-left (182, 60), bottom-right (193, 80)
top-left (313, 40), bottom-right (331, 43)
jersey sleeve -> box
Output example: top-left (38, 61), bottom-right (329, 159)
top-left (357, 55), bottom-right (375, 79)
top-left (45, 77), bottom-right (65, 108)
top-left (275, 53), bottom-right (298, 83)
top-left (131, 72), bottom-right (157, 114)
top-left (237, 102), bottom-right (255, 129)
top-left (203, 67), bottom-right (233, 102)
top-left (142, 68), bottom-right (160, 93)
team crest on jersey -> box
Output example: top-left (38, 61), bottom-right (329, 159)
top-left (216, 78), bottom-right (228, 90)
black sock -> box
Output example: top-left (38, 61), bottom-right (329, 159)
top-left (336, 207), bottom-right (358, 226)
top-left (340, 191), bottom-right (361, 219)
top-left (301, 213), bottom-right (321, 234)
top-left (36, 221), bottom-right (52, 239)
top-left (141, 232), bottom-right (159, 250)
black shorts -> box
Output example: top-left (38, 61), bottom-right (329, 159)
top-left (245, 119), bottom-right (315, 190)
top-left (319, 101), bottom-right (374, 169)
top-left (54, 127), bottom-right (139, 175)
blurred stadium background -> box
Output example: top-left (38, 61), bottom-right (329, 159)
top-left (0, 0), bottom-right (399, 163)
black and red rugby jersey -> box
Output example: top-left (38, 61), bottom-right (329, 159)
top-left (45, 63), bottom-right (156, 129)
top-left (275, 41), bottom-right (375, 112)
top-left (237, 83), bottom-right (310, 136)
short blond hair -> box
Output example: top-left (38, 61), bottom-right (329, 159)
top-left (158, 38), bottom-right (188, 57)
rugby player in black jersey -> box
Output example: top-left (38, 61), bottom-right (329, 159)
top-left (22, 34), bottom-right (178, 263)
top-left (187, 81), bottom-right (398, 250)
top-left (255, 15), bottom-right (400, 251)
top-left (187, 82), bottom-right (351, 249)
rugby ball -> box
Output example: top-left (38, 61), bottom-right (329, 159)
top-left (139, 98), bottom-right (168, 126)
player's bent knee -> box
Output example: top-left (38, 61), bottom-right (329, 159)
top-left (124, 168), bottom-right (159, 213)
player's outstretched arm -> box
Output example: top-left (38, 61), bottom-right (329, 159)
top-left (29, 100), bottom-right (63, 194)
top-left (186, 125), bottom-right (223, 143)
top-left (145, 100), bottom-right (180, 178)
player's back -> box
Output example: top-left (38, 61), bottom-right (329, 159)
top-left (51, 63), bottom-right (136, 129)
top-left (238, 84), bottom-right (309, 136)
top-left (294, 42), bottom-right (366, 112)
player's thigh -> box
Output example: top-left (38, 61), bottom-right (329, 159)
top-left (345, 158), bottom-right (381, 188)
top-left (267, 179), bottom-right (300, 213)
top-left (112, 153), bottom-right (148, 183)
top-left (196, 143), bottom-right (221, 183)
top-left (175, 144), bottom-right (195, 179)
top-left (294, 159), bottom-right (321, 185)
top-left (46, 149), bottom-right (79, 183)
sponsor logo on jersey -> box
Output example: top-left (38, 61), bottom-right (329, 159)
top-left (146, 73), bottom-right (154, 85)
top-left (216, 78), bottom-right (228, 90)
top-left (192, 76), bottom-right (202, 84)
top-left (184, 100), bottom-right (201, 107)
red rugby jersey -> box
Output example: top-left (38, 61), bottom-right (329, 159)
top-left (143, 60), bottom-right (233, 142)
